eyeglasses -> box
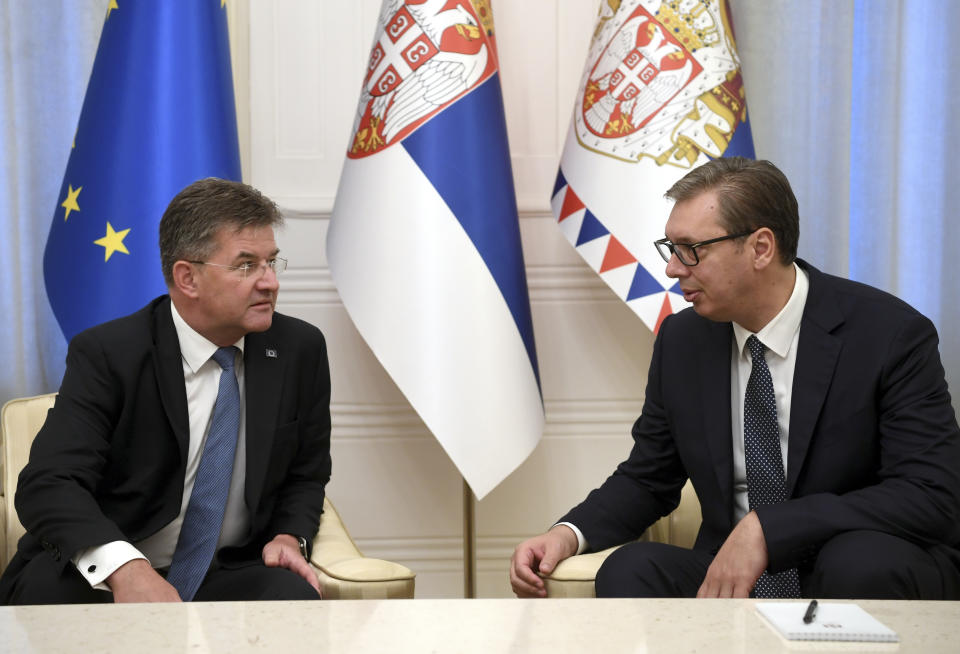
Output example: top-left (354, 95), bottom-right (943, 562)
top-left (189, 257), bottom-right (288, 279)
top-left (653, 230), bottom-right (755, 267)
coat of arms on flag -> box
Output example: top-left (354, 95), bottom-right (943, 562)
top-left (553, 0), bottom-right (755, 332)
top-left (348, 0), bottom-right (496, 157)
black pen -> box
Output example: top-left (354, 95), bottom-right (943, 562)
top-left (803, 599), bottom-right (818, 624)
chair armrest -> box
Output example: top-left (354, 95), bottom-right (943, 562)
top-left (2, 393), bottom-right (57, 574)
top-left (309, 498), bottom-right (415, 599)
top-left (541, 481), bottom-right (702, 598)
top-left (541, 546), bottom-right (620, 598)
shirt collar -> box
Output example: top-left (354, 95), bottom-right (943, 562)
top-left (170, 300), bottom-right (245, 374)
top-left (732, 262), bottom-right (809, 360)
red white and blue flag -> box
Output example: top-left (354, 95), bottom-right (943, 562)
top-left (328, 0), bottom-right (542, 499)
top-left (552, 0), bottom-right (755, 332)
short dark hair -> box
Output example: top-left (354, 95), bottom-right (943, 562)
top-left (664, 157), bottom-right (799, 264)
top-left (158, 178), bottom-right (283, 285)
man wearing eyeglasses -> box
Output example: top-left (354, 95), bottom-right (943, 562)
top-left (511, 157), bottom-right (960, 600)
top-left (1, 178), bottom-right (331, 604)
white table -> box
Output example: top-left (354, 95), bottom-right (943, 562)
top-left (2, 598), bottom-right (956, 653)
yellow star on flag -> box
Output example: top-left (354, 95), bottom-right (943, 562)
top-left (107, 0), bottom-right (118, 19)
top-left (61, 185), bottom-right (82, 221)
top-left (94, 222), bottom-right (131, 261)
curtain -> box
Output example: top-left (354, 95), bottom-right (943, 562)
top-left (0, 1), bottom-right (103, 406)
top-left (732, 0), bottom-right (960, 410)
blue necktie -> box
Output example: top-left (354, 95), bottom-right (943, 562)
top-left (166, 346), bottom-right (240, 601)
top-left (744, 335), bottom-right (801, 598)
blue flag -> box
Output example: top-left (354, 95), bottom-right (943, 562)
top-left (44, 0), bottom-right (241, 342)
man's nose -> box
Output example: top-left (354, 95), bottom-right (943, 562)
top-left (664, 252), bottom-right (688, 278)
top-left (257, 265), bottom-right (280, 290)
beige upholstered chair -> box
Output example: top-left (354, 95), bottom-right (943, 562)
top-left (542, 479), bottom-right (702, 598)
top-left (1, 393), bottom-right (414, 599)
top-left (309, 499), bottom-right (415, 599)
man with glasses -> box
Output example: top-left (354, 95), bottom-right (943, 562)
top-left (1, 178), bottom-right (331, 604)
top-left (511, 157), bottom-right (960, 599)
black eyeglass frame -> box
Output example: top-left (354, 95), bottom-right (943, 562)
top-left (653, 230), bottom-right (756, 266)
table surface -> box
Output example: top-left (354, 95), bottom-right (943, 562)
top-left (2, 598), bottom-right (957, 653)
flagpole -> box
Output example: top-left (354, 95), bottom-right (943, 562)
top-left (462, 478), bottom-right (476, 598)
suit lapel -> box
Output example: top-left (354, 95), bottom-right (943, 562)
top-left (152, 297), bottom-right (190, 463)
top-left (786, 262), bottom-right (844, 494)
top-left (243, 330), bottom-right (284, 509)
top-left (699, 319), bottom-right (735, 512)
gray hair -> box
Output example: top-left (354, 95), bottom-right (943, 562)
top-left (158, 178), bottom-right (283, 285)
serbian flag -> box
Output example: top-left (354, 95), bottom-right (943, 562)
top-left (552, 0), bottom-right (755, 332)
top-left (327, 0), bottom-right (542, 499)
top-left (43, 0), bottom-right (241, 342)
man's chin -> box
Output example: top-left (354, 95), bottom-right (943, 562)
top-left (691, 304), bottom-right (733, 325)
top-left (690, 301), bottom-right (717, 321)
top-left (245, 307), bottom-right (274, 333)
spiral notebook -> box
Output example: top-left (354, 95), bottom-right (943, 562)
top-left (756, 602), bottom-right (899, 642)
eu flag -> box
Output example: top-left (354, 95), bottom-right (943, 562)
top-left (43, 0), bottom-right (241, 342)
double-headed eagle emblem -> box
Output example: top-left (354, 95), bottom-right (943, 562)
top-left (348, 0), bottom-right (495, 158)
top-left (576, 0), bottom-right (748, 168)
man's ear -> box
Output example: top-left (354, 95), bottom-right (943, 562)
top-left (172, 261), bottom-right (201, 299)
top-left (752, 227), bottom-right (778, 270)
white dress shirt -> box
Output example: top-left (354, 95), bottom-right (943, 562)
top-left (73, 302), bottom-right (250, 589)
top-left (563, 263), bottom-right (808, 554)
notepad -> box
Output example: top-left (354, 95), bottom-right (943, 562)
top-left (756, 602), bottom-right (899, 642)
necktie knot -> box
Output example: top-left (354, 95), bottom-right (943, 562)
top-left (212, 346), bottom-right (237, 372)
top-left (747, 334), bottom-right (766, 362)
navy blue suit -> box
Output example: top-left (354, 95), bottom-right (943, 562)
top-left (562, 261), bottom-right (960, 597)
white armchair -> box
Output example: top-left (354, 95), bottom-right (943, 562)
top-left (1, 393), bottom-right (414, 599)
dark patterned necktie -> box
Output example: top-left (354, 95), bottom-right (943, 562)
top-left (166, 346), bottom-right (240, 601)
top-left (744, 335), bottom-right (801, 598)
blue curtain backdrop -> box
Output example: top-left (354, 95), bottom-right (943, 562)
top-left (2, 1), bottom-right (958, 413)
top-left (731, 0), bottom-right (960, 413)
top-left (0, 1), bottom-right (102, 407)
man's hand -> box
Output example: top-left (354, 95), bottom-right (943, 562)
top-left (106, 559), bottom-right (182, 603)
top-left (697, 511), bottom-right (768, 598)
top-left (509, 525), bottom-right (579, 598)
top-left (263, 534), bottom-right (321, 596)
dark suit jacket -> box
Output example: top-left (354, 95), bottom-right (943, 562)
top-left (7, 295), bottom-right (331, 578)
top-left (562, 260), bottom-right (960, 573)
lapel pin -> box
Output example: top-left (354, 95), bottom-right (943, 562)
top-left (265, 348), bottom-right (278, 358)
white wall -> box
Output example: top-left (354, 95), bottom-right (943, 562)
top-left (233, 0), bottom-right (657, 598)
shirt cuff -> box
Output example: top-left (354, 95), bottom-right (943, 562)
top-left (554, 522), bottom-right (588, 555)
top-left (72, 541), bottom-right (148, 590)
